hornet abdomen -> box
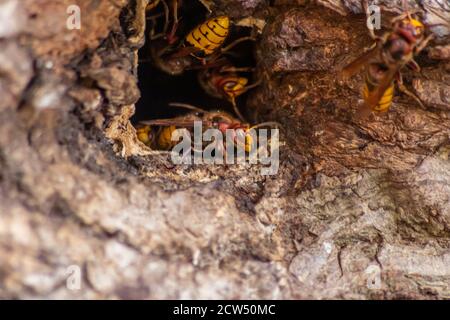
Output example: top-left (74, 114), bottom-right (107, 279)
top-left (185, 16), bottom-right (230, 56)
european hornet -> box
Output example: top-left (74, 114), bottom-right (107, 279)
top-left (136, 103), bottom-right (278, 153)
top-left (198, 60), bottom-right (261, 121)
top-left (136, 123), bottom-right (178, 150)
top-left (147, 0), bottom-right (255, 75)
top-left (342, 2), bottom-right (434, 119)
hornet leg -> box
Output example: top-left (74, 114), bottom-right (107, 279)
top-left (397, 72), bottom-right (425, 109)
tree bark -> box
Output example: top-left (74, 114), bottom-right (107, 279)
top-left (0, 0), bottom-right (449, 299)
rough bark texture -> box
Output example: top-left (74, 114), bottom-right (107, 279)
top-left (0, 0), bottom-right (449, 299)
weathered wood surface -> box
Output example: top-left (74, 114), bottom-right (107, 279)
top-left (0, 0), bottom-right (449, 299)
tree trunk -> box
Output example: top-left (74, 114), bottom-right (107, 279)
top-left (0, 0), bottom-right (449, 299)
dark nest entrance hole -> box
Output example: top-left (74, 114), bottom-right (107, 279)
top-left (131, 1), bottom-right (257, 124)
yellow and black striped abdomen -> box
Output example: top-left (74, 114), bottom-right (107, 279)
top-left (363, 73), bottom-right (395, 113)
top-left (157, 126), bottom-right (177, 150)
top-left (185, 16), bottom-right (230, 56)
top-left (221, 77), bottom-right (248, 99)
top-left (136, 125), bottom-right (153, 146)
